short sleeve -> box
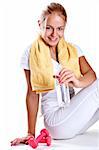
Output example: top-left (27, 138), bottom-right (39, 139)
top-left (74, 44), bottom-right (84, 57)
top-left (20, 45), bottom-right (31, 70)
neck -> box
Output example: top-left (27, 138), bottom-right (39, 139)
top-left (50, 46), bottom-right (58, 62)
top-left (50, 46), bottom-right (56, 52)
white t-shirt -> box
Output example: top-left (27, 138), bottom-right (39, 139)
top-left (20, 44), bottom-right (84, 70)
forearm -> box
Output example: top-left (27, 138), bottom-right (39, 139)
top-left (79, 70), bottom-right (97, 88)
top-left (26, 90), bottom-right (39, 137)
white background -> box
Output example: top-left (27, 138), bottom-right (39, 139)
top-left (0, 0), bottom-right (99, 149)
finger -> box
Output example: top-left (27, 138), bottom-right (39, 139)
top-left (11, 135), bottom-right (35, 146)
top-left (68, 82), bottom-right (74, 87)
top-left (11, 137), bottom-right (27, 146)
top-left (26, 135), bottom-right (34, 140)
top-left (59, 68), bottom-right (71, 76)
top-left (20, 137), bottom-right (29, 143)
top-left (59, 69), bottom-right (73, 82)
top-left (11, 139), bottom-right (18, 146)
top-left (60, 73), bottom-right (74, 84)
top-left (11, 138), bottom-right (21, 146)
top-left (25, 140), bottom-right (29, 145)
top-left (64, 77), bottom-right (74, 85)
top-left (24, 135), bottom-right (35, 145)
top-left (11, 138), bottom-right (18, 143)
top-left (53, 75), bottom-right (60, 79)
top-left (59, 72), bottom-right (73, 82)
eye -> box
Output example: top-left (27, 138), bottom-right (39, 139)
top-left (57, 27), bottom-right (64, 31)
top-left (46, 26), bottom-right (51, 30)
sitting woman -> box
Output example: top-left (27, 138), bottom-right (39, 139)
top-left (11, 2), bottom-right (99, 145)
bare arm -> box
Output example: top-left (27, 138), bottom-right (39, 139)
top-left (78, 56), bottom-right (96, 88)
top-left (59, 56), bottom-right (96, 88)
top-left (24, 69), bottom-right (39, 137)
top-left (11, 69), bottom-right (39, 146)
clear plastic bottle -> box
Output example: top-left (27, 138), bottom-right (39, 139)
top-left (54, 64), bottom-right (70, 107)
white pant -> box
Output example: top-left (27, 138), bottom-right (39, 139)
top-left (43, 79), bottom-right (99, 139)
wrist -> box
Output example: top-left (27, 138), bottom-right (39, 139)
top-left (27, 132), bottom-right (35, 137)
top-left (78, 77), bottom-right (87, 88)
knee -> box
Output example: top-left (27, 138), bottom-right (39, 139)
top-left (48, 127), bottom-right (77, 140)
top-left (52, 132), bottom-right (76, 140)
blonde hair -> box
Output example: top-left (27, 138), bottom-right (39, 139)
top-left (41, 2), bottom-right (67, 22)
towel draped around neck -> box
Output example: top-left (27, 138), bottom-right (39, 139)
top-left (29, 36), bottom-right (81, 93)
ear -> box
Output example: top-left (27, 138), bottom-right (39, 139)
top-left (38, 20), bottom-right (41, 27)
top-left (38, 20), bottom-right (44, 30)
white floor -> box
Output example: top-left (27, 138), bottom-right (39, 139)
top-left (1, 95), bottom-right (99, 150)
top-left (2, 119), bottom-right (99, 150)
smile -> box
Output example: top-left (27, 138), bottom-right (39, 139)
top-left (49, 37), bottom-right (58, 42)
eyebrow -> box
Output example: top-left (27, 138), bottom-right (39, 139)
top-left (46, 25), bottom-right (65, 28)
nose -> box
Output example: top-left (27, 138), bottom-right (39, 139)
top-left (52, 29), bottom-right (57, 37)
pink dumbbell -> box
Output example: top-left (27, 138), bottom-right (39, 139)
top-left (40, 135), bottom-right (51, 146)
top-left (28, 128), bottom-right (50, 148)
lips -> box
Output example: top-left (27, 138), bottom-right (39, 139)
top-left (48, 37), bottom-right (58, 42)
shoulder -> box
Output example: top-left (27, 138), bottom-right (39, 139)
top-left (21, 44), bottom-right (32, 58)
top-left (24, 44), bottom-right (32, 54)
top-left (21, 44), bottom-right (32, 60)
top-left (69, 43), bottom-right (84, 57)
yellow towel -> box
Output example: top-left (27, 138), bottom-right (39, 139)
top-left (29, 36), bottom-right (81, 93)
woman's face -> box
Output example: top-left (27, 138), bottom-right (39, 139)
top-left (39, 13), bottom-right (66, 49)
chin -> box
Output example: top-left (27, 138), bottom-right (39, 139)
top-left (47, 40), bottom-right (59, 47)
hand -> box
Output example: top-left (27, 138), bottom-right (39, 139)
top-left (10, 134), bottom-right (34, 146)
top-left (58, 68), bottom-right (81, 88)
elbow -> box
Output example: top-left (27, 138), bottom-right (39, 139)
top-left (26, 87), bottom-right (39, 102)
top-left (90, 69), bottom-right (97, 82)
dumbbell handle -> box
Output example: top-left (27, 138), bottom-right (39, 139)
top-left (40, 136), bottom-right (51, 146)
top-left (36, 132), bottom-right (46, 143)
top-left (39, 138), bottom-right (46, 143)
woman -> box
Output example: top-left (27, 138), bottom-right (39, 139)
top-left (11, 2), bottom-right (99, 145)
